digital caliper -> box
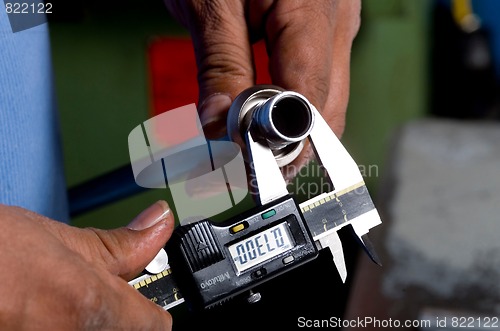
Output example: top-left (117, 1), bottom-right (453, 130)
top-left (129, 85), bottom-right (382, 311)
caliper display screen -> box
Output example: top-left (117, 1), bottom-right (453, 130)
top-left (228, 222), bottom-right (294, 273)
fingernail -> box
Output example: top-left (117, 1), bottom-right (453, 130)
top-left (127, 200), bottom-right (170, 231)
top-left (199, 93), bottom-right (232, 127)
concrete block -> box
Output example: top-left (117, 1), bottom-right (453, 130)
top-left (344, 118), bottom-right (500, 329)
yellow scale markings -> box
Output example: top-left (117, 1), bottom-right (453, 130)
top-left (301, 181), bottom-right (365, 236)
top-left (133, 269), bottom-right (172, 290)
top-left (300, 181), bottom-right (365, 214)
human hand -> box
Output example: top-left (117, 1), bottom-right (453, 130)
top-left (164, 0), bottom-right (361, 180)
top-left (0, 201), bottom-right (174, 330)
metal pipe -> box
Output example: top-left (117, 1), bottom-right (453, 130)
top-left (226, 85), bottom-right (315, 166)
top-left (252, 91), bottom-right (314, 149)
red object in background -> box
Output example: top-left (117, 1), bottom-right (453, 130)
top-left (147, 37), bottom-right (271, 117)
top-left (147, 37), bottom-right (198, 116)
top-left (253, 40), bottom-right (272, 85)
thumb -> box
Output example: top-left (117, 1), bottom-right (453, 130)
top-left (186, 1), bottom-right (255, 138)
top-left (87, 200), bottom-right (175, 280)
top-left (37, 201), bottom-right (175, 280)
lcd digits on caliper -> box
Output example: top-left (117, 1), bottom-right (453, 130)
top-left (228, 222), bottom-right (294, 274)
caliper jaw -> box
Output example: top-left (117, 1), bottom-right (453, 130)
top-left (244, 127), bottom-right (289, 206)
top-left (300, 104), bottom-right (382, 281)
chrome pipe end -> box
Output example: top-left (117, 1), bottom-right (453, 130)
top-left (227, 86), bottom-right (315, 167)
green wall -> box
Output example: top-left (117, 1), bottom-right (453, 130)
top-left (345, 0), bottom-right (431, 190)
